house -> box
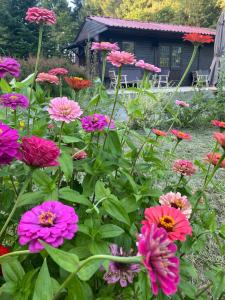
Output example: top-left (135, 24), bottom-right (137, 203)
top-left (68, 16), bottom-right (216, 86)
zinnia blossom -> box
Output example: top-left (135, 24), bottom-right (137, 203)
top-left (91, 42), bottom-right (119, 51)
top-left (135, 60), bottom-right (161, 73)
top-left (0, 93), bottom-right (29, 110)
top-left (152, 128), bottom-right (167, 137)
top-left (0, 244), bottom-right (10, 275)
top-left (143, 205), bottom-right (192, 241)
top-left (159, 192), bottom-right (192, 219)
top-left (19, 136), bottom-right (60, 167)
top-left (0, 57), bottom-right (20, 78)
top-left (64, 77), bottom-right (91, 91)
top-left (137, 224), bottom-right (179, 296)
top-left (0, 123), bottom-right (20, 165)
top-left (107, 51), bottom-right (136, 67)
top-left (48, 97), bottom-right (83, 123)
top-left (36, 72), bottom-right (59, 85)
top-left (213, 132), bottom-right (225, 149)
top-left (172, 159), bottom-right (196, 176)
top-left (81, 114), bottom-right (108, 132)
top-left (175, 100), bottom-right (189, 107)
top-left (48, 68), bottom-right (68, 76)
top-left (103, 244), bottom-right (140, 287)
top-left (104, 115), bottom-right (116, 129)
top-left (183, 33), bottom-right (214, 44)
top-left (72, 149), bottom-right (88, 160)
top-left (211, 120), bottom-right (225, 131)
top-left (205, 153), bottom-right (225, 168)
top-left (18, 200), bottom-right (78, 252)
top-left (25, 7), bottom-right (56, 25)
top-left (171, 129), bottom-right (192, 141)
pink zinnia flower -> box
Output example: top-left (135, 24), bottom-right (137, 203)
top-left (72, 149), bottom-right (88, 160)
top-left (143, 206), bottom-right (192, 241)
top-left (0, 93), bottom-right (29, 110)
top-left (107, 51), bottom-right (136, 67)
top-left (0, 123), bottom-right (20, 165)
top-left (159, 192), bottom-right (192, 219)
top-left (0, 57), bottom-right (20, 78)
top-left (171, 129), bottom-right (192, 141)
top-left (104, 115), bottom-right (116, 129)
top-left (103, 244), bottom-right (140, 287)
top-left (211, 120), bottom-right (225, 131)
top-left (48, 97), bottom-right (82, 123)
top-left (137, 224), bottom-right (179, 296)
top-left (152, 128), bottom-right (167, 137)
top-left (172, 159), bottom-right (196, 176)
top-left (18, 201), bottom-right (78, 252)
top-left (135, 60), bottom-right (161, 73)
top-left (213, 132), bottom-right (225, 149)
top-left (205, 153), bottom-right (225, 168)
top-left (81, 114), bottom-right (108, 132)
top-left (91, 42), bottom-right (119, 51)
top-left (36, 72), bottom-right (59, 85)
top-left (48, 68), bottom-right (68, 76)
top-left (175, 100), bottom-right (189, 107)
top-left (19, 136), bottom-right (60, 167)
top-left (25, 7), bottom-right (56, 25)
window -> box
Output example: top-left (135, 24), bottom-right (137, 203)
top-left (171, 46), bottom-right (182, 68)
top-left (159, 46), bottom-right (170, 68)
top-left (122, 41), bottom-right (135, 53)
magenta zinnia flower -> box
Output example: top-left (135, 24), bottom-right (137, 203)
top-left (0, 93), bottom-right (29, 110)
top-left (103, 244), bottom-right (140, 287)
top-left (18, 200), bottom-right (78, 252)
top-left (172, 159), bottom-right (196, 176)
top-left (48, 68), bottom-right (68, 76)
top-left (25, 7), bottom-right (56, 25)
top-left (81, 114), bottom-right (108, 132)
top-left (0, 123), bottom-right (20, 165)
top-left (0, 57), bottom-right (20, 78)
top-left (19, 136), bottom-right (60, 167)
top-left (36, 72), bottom-right (59, 85)
top-left (48, 97), bottom-right (83, 123)
top-left (137, 224), bottom-right (180, 296)
top-left (135, 60), bottom-right (161, 73)
top-left (91, 42), bottom-right (119, 51)
top-left (107, 51), bottom-right (136, 67)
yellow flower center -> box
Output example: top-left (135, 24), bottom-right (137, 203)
top-left (61, 105), bottom-right (72, 116)
top-left (10, 95), bottom-right (18, 100)
top-left (0, 129), bottom-right (2, 135)
top-left (159, 215), bottom-right (175, 232)
top-left (171, 199), bottom-right (184, 209)
top-left (73, 77), bottom-right (83, 81)
top-left (39, 211), bottom-right (56, 226)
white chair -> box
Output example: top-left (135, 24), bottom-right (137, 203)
top-left (157, 70), bottom-right (170, 87)
top-left (192, 70), bottom-right (209, 87)
top-left (109, 70), bottom-right (128, 88)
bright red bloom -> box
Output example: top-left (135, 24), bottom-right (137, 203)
top-left (143, 206), bottom-right (192, 241)
top-left (211, 120), bottom-right (225, 131)
top-left (64, 77), bottom-right (91, 91)
top-left (152, 128), bottom-right (167, 137)
top-left (48, 68), bottom-right (68, 76)
top-left (25, 7), bottom-right (56, 25)
top-left (171, 129), bottom-right (192, 141)
top-left (213, 132), bottom-right (225, 149)
top-left (0, 244), bottom-right (10, 275)
top-left (183, 33), bottom-right (214, 44)
top-left (205, 153), bottom-right (225, 168)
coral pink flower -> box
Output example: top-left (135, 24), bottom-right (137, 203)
top-left (211, 120), bottom-right (225, 131)
top-left (159, 192), bottom-right (192, 219)
top-left (107, 51), bottom-right (136, 67)
top-left (205, 153), bottom-right (225, 168)
top-left (152, 128), bottom-right (167, 137)
top-left (48, 97), bottom-right (82, 123)
top-left (172, 159), bottom-right (196, 176)
top-left (72, 149), bottom-right (88, 160)
top-left (137, 224), bottom-right (179, 296)
top-left (19, 136), bottom-right (60, 167)
top-left (48, 68), bottom-right (68, 76)
top-left (25, 7), bottom-right (56, 25)
top-left (175, 100), bottom-right (189, 107)
top-left (91, 42), bottom-right (119, 51)
top-left (213, 132), bottom-right (225, 149)
top-left (143, 206), bottom-right (192, 241)
top-left (135, 60), bottom-right (161, 73)
top-left (183, 33), bottom-right (214, 44)
top-left (171, 129), bottom-right (192, 141)
top-left (36, 72), bottom-right (59, 85)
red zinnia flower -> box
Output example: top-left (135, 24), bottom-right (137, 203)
top-left (64, 77), bottom-right (91, 91)
top-left (211, 120), bottom-right (225, 131)
top-left (143, 206), bottom-right (192, 241)
top-left (183, 33), bottom-right (214, 44)
top-left (152, 128), bottom-right (167, 137)
top-left (205, 153), bottom-right (225, 168)
top-left (171, 129), bottom-right (192, 141)
top-left (213, 132), bottom-right (225, 149)
top-left (0, 244), bottom-right (10, 275)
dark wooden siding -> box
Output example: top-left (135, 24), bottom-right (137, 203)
top-left (76, 20), bottom-right (107, 44)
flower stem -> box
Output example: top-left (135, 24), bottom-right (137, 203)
top-left (59, 76), bottom-right (62, 97)
top-left (0, 250), bottom-right (30, 263)
top-left (58, 121), bottom-right (65, 148)
top-left (94, 52), bottom-right (107, 113)
top-left (13, 110), bottom-right (17, 127)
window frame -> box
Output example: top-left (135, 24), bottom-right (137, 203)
top-left (122, 41), bottom-right (135, 54)
top-left (159, 44), bottom-right (182, 70)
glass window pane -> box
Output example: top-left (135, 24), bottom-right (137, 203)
top-left (122, 41), bottom-right (134, 53)
top-left (159, 46), bottom-right (170, 68)
top-left (171, 46), bottom-right (182, 68)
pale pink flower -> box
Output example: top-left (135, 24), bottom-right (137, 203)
top-left (36, 72), bottom-right (59, 85)
top-left (135, 60), bottom-right (161, 73)
top-left (175, 100), bottom-right (189, 107)
top-left (91, 42), bottom-right (119, 51)
top-left (107, 51), bottom-right (136, 67)
top-left (172, 159), bottom-right (197, 176)
top-left (159, 192), bottom-right (192, 219)
top-left (48, 97), bottom-right (82, 123)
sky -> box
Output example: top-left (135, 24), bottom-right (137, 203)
top-left (67, 0), bottom-right (74, 8)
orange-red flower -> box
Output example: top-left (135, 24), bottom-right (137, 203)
top-left (170, 129), bottom-right (192, 141)
top-left (211, 120), bottom-right (225, 131)
top-left (213, 132), bottom-right (225, 149)
top-left (205, 153), bottom-right (225, 168)
top-left (183, 33), bottom-right (214, 44)
top-left (64, 77), bottom-right (91, 91)
top-left (152, 128), bottom-right (167, 137)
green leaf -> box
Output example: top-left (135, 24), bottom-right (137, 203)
top-left (17, 191), bottom-right (44, 207)
top-left (41, 242), bottom-right (79, 273)
top-left (77, 259), bottom-right (104, 281)
top-left (62, 136), bottom-right (82, 144)
top-left (104, 131), bottom-right (122, 156)
top-left (59, 152), bottom-right (73, 181)
top-left (33, 259), bottom-right (53, 300)
top-left (32, 170), bottom-right (56, 193)
top-left (95, 181), bottom-right (111, 201)
top-left (87, 94), bottom-right (100, 107)
top-left (66, 276), bottom-right (87, 300)
top-left (98, 224), bottom-right (124, 238)
top-left (59, 187), bottom-right (91, 206)
top-left (12, 73), bottom-right (35, 89)
top-left (179, 280), bottom-right (196, 299)
top-left (180, 260), bottom-right (198, 279)
top-left (0, 78), bottom-right (12, 93)
top-left (19, 269), bottom-right (39, 300)
top-left (137, 271), bottom-right (152, 300)
top-left (103, 197), bottom-right (130, 226)
top-left (2, 259), bottom-right (25, 283)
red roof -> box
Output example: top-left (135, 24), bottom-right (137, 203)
top-left (89, 16), bottom-right (216, 36)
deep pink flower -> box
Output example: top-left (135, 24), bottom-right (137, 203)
top-left (135, 60), bottom-right (161, 73)
top-left (19, 136), bottom-right (60, 167)
top-left (211, 120), bottom-right (225, 131)
top-left (213, 132), bottom-right (225, 149)
top-left (107, 51), bottom-right (136, 67)
top-left (205, 153), bottom-right (225, 168)
top-left (81, 114), bottom-right (108, 132)
top-left (143, 206), bottom-right (192, 241)
top-left (91, 42), bottom-right (119, 51)
top-left (159, 192), bottom-right (192, 219)
top-left (0, 57), bottom-right (20, 78)
top-left (0, 93), bottom-right (29, 110)
top-left (137, 224), bottom-right (179, 296)
top-left (36, 72), bottom-right (59, 85)
top-left (72, 149), bottom-right (88, 160)
top-left (48, 97), bottom-right (82, 123)
top-left (0, 123), bottom-right (20, 165)
top-left (103, 244), bottom-right (140, 287)
top-left (175, 100), bottom-right (189, 107)
top-left (171, 129), bottom-right (192, 141)
top-left (25, 7), bottom-right (56, 25)
top-left (152, 128), bottom-right (167, 137)
top-left (48, 68), bottom-right (68, 76)
top-left (18, 200), bottom-right (78, 252)
top-left (172, 159), bottom-right (196, 176)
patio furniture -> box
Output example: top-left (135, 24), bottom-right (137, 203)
top-left (192, 70), bottom-right (209, 86)
top-left (157, 70), bottom-right (170, 87)
top-left (109, 70), bottom-right (129, 88)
